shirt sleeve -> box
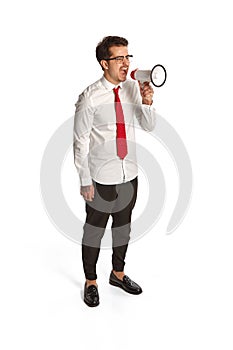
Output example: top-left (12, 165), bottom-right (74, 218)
top-left (73, 92), bottom-right (94, 186)
top-left (133, 83), bottom-right (157, 132)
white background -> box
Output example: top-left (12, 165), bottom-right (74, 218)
top-left (1, 0), bottom-right (233, 349)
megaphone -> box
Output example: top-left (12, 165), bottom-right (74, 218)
top-left (130, 64), bottom-right (167, 87)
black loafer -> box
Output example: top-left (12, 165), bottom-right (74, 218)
top-left (109, 271), bottom-right (142, 295)
top-left (84, 283), bottom-right (99, 307)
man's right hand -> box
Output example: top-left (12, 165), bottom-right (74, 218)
top-left (80, 184), bottom-right (95, 202)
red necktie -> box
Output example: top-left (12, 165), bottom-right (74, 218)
top-left (113, 86), bottom-right (128, 159)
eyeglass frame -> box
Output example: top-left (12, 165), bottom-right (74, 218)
top-left (103, 55), bottom-right (133, 63)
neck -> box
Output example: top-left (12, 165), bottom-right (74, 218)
top-left (104, 72), bottom-right (121, 86)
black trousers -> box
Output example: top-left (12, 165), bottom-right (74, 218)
top-left (82, 177), bottom-right (138, 280)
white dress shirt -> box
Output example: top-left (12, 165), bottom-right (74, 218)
top-left (73, 75), bottom-right (157, 186)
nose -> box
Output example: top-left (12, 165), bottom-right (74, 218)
top-left (123, 57), bottom-right (130, 66)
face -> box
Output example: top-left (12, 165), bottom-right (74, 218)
top-left (101, 45), bottom-right (130, 85)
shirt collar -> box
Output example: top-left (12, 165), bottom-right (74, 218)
top-left (101, 75), bottom-right (123, 91)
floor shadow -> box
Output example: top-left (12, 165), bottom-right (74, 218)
top-left (55, 268), bottom-right (83, 290)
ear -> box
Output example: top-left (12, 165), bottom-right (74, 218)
top-left (100, 59), bottom-right (109, 70)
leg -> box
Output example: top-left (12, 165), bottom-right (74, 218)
top-left (108, 178), bottom-right (142, 294)
top-left (111, 177), bottom-right (138, 275)
top-left (82, 181), bottom-right (118, 281)
top-left (82, 202), bottom-right (110, 281)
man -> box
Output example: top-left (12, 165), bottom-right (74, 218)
top-left (73, 36), bottom-right (156, 307)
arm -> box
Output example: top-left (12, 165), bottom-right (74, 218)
top-left (139, 81), bottom-right (154, 106)
top-left (135, 81), bottom-right (157, 132)
top-left (73, 92), bottom-right (95, 201)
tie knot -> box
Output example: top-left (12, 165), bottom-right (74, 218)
top-left (113, 86), bottom-right (120, 95)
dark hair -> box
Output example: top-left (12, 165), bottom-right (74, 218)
top-left (96, 36), bottom-right (128, 69)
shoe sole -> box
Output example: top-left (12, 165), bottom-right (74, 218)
top-left (109, 280), bottom-right (142, 295)
top-left (84, 298), bottom-right (100, 307)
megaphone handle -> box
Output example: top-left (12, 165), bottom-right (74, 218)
top-left (139, 81), bottom-right (145, 89)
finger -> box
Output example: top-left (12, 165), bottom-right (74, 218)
top-left (81, 189), bottom-right (87, 197)
top-left (144, 92), bottom-right (154, 97)
top-left (88, 190), bottom-right (95, 201)
top-left (91, 186), bottom-right (95, 199)
top-left (87, 191), bottom-right (93, 201)
top-left (82, 191), bottom-right (90, 201)
top-left (143, 85), bottom-right (153, 92)
top-left (143, 89), bottom-right (153, 97)
top-left (143, 89), bottom-right (154, 96)
top-left (143, 94), bottom-right (153, 100)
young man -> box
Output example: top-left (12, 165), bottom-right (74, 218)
top-left (73, 36), bottom-right (156, 307)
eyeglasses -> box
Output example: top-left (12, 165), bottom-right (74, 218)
top-left (104, 55), bottom-right (133, 64)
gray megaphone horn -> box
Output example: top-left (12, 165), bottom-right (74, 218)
top-left (130, 64), bottom-right (167, 87)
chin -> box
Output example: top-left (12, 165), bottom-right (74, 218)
top-left (119, 76), bottom-right (127, 82)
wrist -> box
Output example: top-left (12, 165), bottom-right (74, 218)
top-left (142, 99), bottom-right (153, 106)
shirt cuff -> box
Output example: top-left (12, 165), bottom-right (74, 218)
top-left (80, 176), bottom-right (93, 187)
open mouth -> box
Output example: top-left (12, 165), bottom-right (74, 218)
top-left (120, 67), bottom-right (128, 76)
